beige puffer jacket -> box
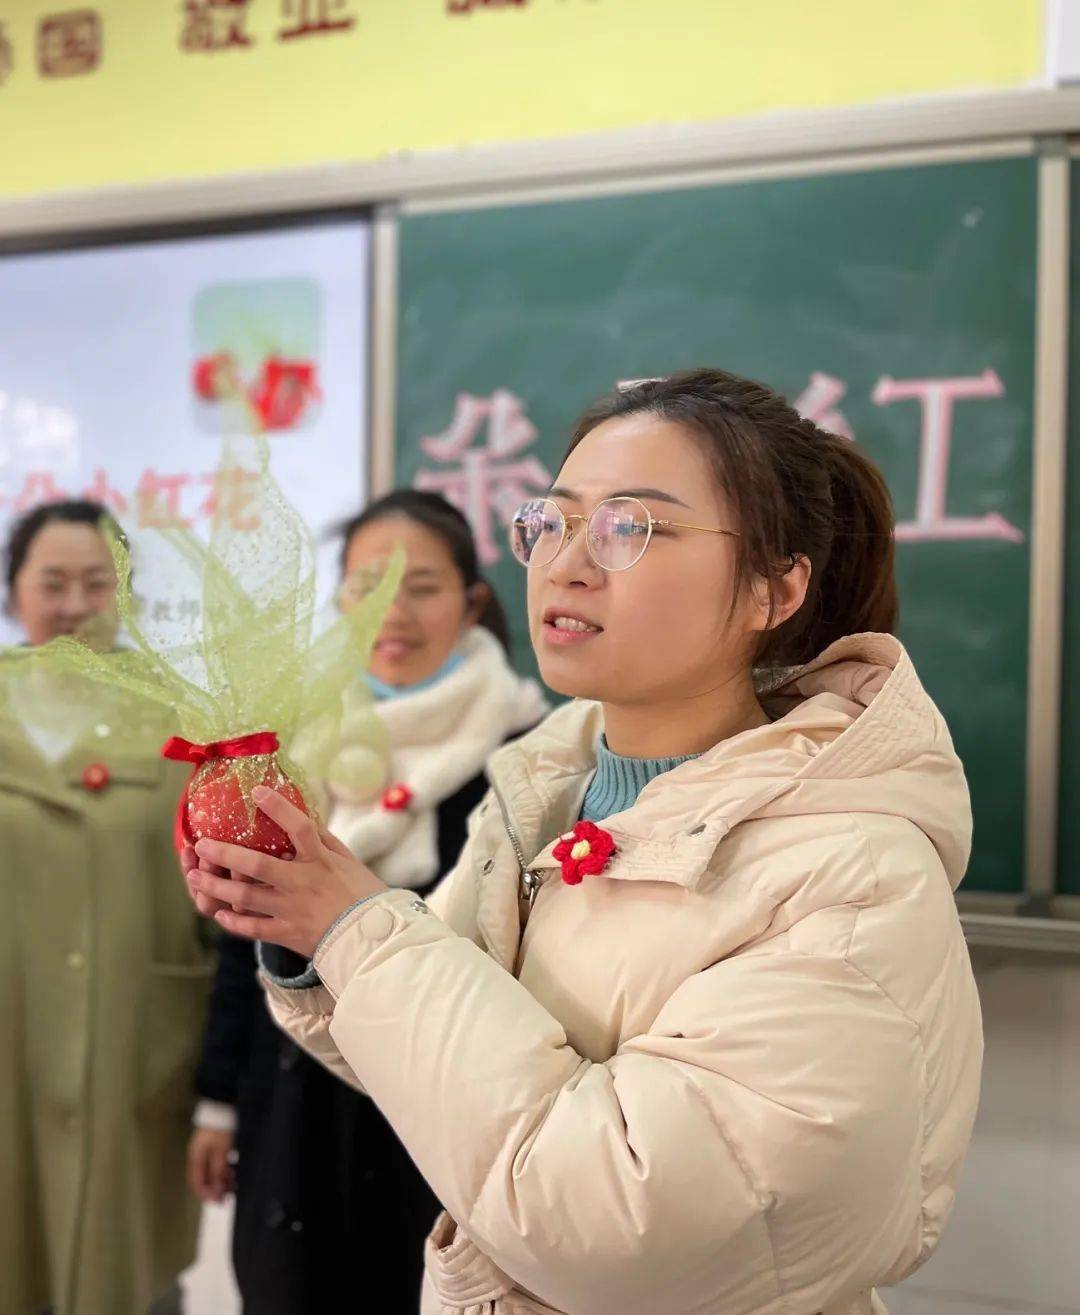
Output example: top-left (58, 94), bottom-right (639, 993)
top-left (262, 634), bottom-right (983, 1315)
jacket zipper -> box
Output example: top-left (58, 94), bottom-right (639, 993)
top-left (493, 787), bottom-right (546, 907)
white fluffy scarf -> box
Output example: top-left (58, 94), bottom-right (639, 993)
top-left (328, 627), bottom-right (548, 890)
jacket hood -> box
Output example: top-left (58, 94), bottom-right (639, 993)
top-left (491, 633), bottom-right (972, 890)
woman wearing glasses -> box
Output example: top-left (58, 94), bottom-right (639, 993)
top-left (186, 370), bottom-right (982, 1315)
top-left (188, 490), bottom-right (547, 1315)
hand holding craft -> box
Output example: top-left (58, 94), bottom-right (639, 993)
top-left (187, 785), bottom-right (389, 958)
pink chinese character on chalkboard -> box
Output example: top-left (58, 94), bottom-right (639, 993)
top-left (278, 0), bottom-right (355, 39)
top-left (38, 10), bottom-right (101, 78)
top-left (793, 371), bottom-right (854, 441)
top-left (181, 0), bottom-right (254, 53)
top-left (873, 369), bottom-right (1022, 544)
top-left (414, 390), bottom-right (552, 565)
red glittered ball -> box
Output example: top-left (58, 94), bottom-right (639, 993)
top-left (186, 760), bottom-right (307, 857)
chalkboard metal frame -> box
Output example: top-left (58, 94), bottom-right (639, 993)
top-left (369, 207), bottom-right (400, 500)
top-left (1023, 140), bottom-right (1071, 912)
top-left (1052, 142), bottom-right (1080, 917)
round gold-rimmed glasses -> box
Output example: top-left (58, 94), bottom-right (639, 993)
top-left (509, 496), bottom-right (740, 572)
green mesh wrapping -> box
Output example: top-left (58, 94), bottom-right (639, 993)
top-left (0, 437), bottom-right (402, 828)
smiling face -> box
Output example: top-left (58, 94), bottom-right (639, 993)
top-left (343, 514), bottom-right (478, 688)
top-left (10, 520), bottom-right (118, 647)
top-left (527, 413), bottom-right (770, 708)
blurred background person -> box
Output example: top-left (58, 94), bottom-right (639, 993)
top-left (0, 500), bottom-right (212, 1315)
top-left (188, 490), bottom-right (548, 1315)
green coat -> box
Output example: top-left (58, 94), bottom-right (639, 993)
top-left (0, 700), bottom-right (213, 1315)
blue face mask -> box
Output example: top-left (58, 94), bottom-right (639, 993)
top-left (367, 649), bottom-right (464, 701)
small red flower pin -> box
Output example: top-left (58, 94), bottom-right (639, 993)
top-left (381, 783), bottom-right (413, 813)
top-left (553, 821), bottom-right (617, 886)
top-left (81, 762), bottom-right (110, 792)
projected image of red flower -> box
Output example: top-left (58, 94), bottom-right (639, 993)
top-left (193, 351), bottom-right (241, 402)
top-left (248, 356), bottom-right (321, 432)
top-left (191, 278), bottom-right (323, 435)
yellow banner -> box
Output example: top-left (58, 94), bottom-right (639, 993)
top-left (0, 0), bottom-right (1043, 200)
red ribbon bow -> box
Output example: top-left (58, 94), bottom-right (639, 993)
top-left (161, 731), bottom-right (281, 851)
top-left (162, 731), bottom-right (280, 766)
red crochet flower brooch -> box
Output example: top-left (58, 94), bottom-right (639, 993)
top-left (553, 821), bottom-right (617, 886)
top-left (381, 783), bottom-right (413, 812)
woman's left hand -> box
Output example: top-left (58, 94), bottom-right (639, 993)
top-left (188, 785), bottom-right (388, 958)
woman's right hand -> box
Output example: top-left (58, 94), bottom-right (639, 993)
top-left (187, 1126), bottom-right (236, 1204)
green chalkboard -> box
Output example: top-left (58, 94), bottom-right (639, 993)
top-left (395, 157), bottom-right (1037, 893)
top-left (1057, 162), bottom-right (1080, 896)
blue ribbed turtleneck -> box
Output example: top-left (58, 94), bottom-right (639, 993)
top-left (580, 737), bottom-right (698, 822)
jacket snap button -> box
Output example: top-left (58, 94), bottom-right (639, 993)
top-left (359, 905), bottom-right (395, 942)
top-left (688, 824), bottom-right (706, 836)
top-left (482, 859), bottom-right (494, 873)
top-left (265, 1201), bottom-right (286, 1229)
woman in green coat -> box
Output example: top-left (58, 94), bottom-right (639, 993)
top-left (0, 500), bottom-right (212, 1315)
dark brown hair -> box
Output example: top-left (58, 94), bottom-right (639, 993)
top-left (565, 368), bottom-right (898, 671)
top-left (4, 499), bottom-right (122, 599)
top-left (336, 489), bottom-right (512, 654)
